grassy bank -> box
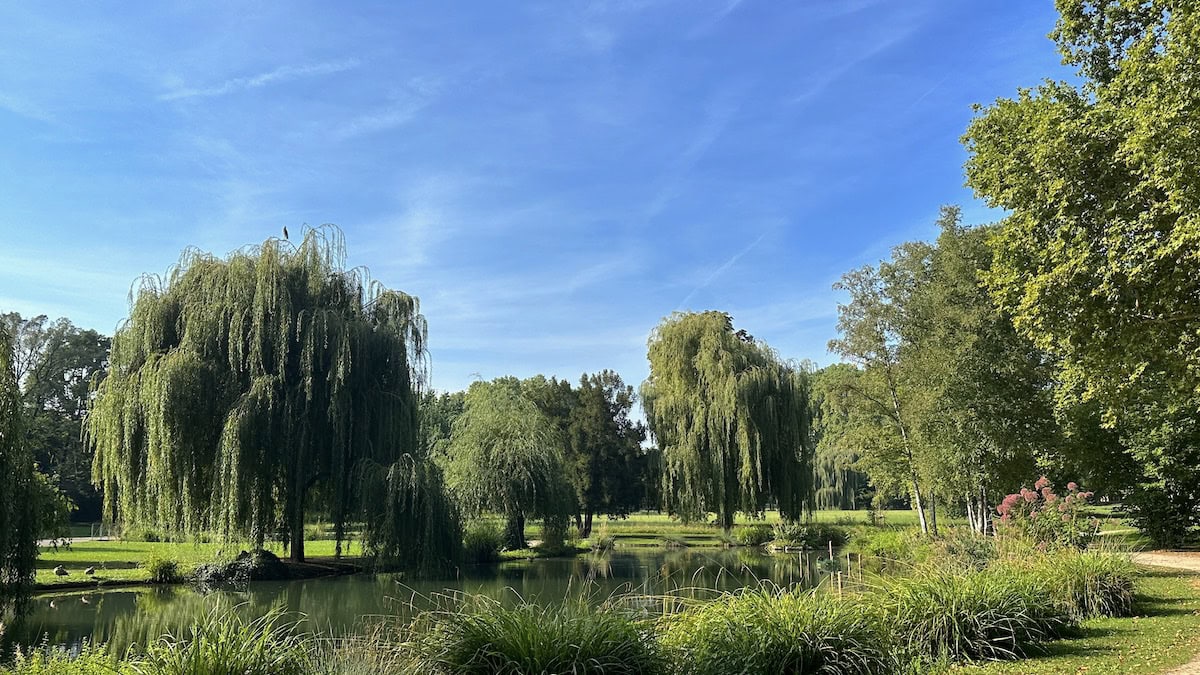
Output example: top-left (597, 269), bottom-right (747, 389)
top-left (33, 540), bottom-right (369, 589)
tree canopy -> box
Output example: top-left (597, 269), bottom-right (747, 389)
top-left (87, 226), bottom-right (447, 562)
top-left (444, 377), bottom-right (572, 549)
top-left (964, 0), bottom-right (1200, 540)
top-left (642, 311), bottom-right (812, 530)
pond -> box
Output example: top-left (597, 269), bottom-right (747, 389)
top-left (5, 547), bottom-right (847, 656)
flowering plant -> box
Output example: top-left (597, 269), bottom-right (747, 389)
top-left (996, 477), bottom-right (1099, 549)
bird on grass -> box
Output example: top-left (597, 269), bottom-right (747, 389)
top-left (81, 596), bottom-right (90, 605)
top-left (84, 566), bottom-right (95, 576)
top-left (53, 565), bottom-right (68, 577)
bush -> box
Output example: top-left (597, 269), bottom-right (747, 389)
top-left (193, 550), bottom-right (288, 585)
top-left (660, 586), bottom-right (891, 674)
top-left (771, 521), bottom-right (851, 550)
top-left (997, 477), bottom-right (1098, 549)
top-left (408, 596), bottom-right (664, 674)
top-left (732, 524), bottom-right (774, 547)
top-left (935, 529), bottom-right (997, 571)
top-left (462, 520), bottom-right (504, 564)
top-left (143, 555), bottom-right (183, 584)
top-left (1120, 479), bottom-right (1200, 549)
top-left (876, 566), bottom-right (1072, 663)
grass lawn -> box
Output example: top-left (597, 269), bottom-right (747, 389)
top-left (959, 566), bottom-right (1200, 674)
top-left (33, 539), bottom-right (369, 588)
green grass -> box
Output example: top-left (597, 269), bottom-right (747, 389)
top-left (959, 567), bottom-right (1200, 674)
top-left (33, 539), bottom-right (368, 587)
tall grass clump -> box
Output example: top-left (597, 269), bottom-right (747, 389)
top-left (407, 595), bottom-right (663, 674)
top-left (660, 585), bottom-right (892, 675)
top-left (134, 607), bottom-right (309, 675)
top-left (1031, 549), bottom-right (1137, 620)
top-left (462, 519), bottom-right (505, 563)
top-left (875, 566), bottom-right (1072, 664)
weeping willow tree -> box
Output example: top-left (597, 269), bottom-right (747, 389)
top-left (1, 324), bottom-right (37, 625)
top-left (641, 311), bottom-right (814, 531)
top-left (88, 226), bottom-right (456, 564)
top-left (444, 378), bottom-right (572, 550)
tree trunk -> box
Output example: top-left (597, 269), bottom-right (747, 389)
top-left (887, 378), bottom-right (929, 535)
top-left (505, 512), bottom-right (527, 550)
top-left (290, 488), bottom-right (306, 563)
top-left (910, 478), bottom-right (929, 535)
top-left (929, 492), bottom-right (939, 536)
top-left (584, 512), bottom-right (593, 537)
top-left (574, 513), bottom-right (583, 533)
top-left (966, 497), bottom-right (976, 533)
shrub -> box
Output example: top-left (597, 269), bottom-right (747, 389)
top-left (1120, 478), bottom-right (1200, 549)
top-left (660, 586), bottom-right (891, 674)
top-left (732, 524), bottom-right (774, 547)
top-left (997, 477), bottom-right (1098, 549)
top-left (935, 529), bottom-right (997, 571)
top-left (462, 520), bottom-right (504, 564)
top-left (408, 596), bottom-right (664, 674)
top-left (138, 608), bottom-right (308, 675)
top-left (770, 521), bottom-right (849, 549)
top-left (143, 555), bottom-right (183, 584)
top-left (876, 566), bottom-right (1072, 663)
top-left (193, 550), bottom-right (289, 585)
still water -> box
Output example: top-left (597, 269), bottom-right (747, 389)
top-left (6, 548), bottom-right (843, 655)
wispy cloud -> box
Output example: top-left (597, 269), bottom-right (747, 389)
top-left (676, 230), bottom-right (768, 309)
top-left (0, 92), bottom-right (56, 124)
top-left (644, 87), bottom-right (745, 220)
top-left (160, 59), bottom-right (361, 101)
top-left (333, 75), bottom-right (444, 140)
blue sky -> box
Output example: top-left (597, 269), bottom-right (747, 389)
top-left (0, 1), bottom-right (1069, 394)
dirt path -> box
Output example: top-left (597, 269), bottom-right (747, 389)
top-left (1133, 552), bottom-right (1200, 674)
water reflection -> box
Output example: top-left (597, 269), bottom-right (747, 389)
top-left (5, 548), bottom-right (844, 656)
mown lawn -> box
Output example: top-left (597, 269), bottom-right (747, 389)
top-left (959, 567), bottom-right (1200, 674)
top-left (33, 539), bottom-right (369, 588)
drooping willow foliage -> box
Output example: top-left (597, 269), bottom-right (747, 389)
top-left (444, 378), bottom-right (573, 550)
top-left (642, 311), bottom-right (814, 530)
top-left (1, 324), bottom-right (37, 622)
top-left (87, 226), bottom-right (457, 564)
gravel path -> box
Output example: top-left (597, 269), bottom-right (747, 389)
top-left (1133, 552), bottom-right (1200, 674)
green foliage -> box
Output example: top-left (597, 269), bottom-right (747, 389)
top-left (142, 554), bottom-right (183, 584)
top-left (589, 522), bottom-right (615, 552)
top-left (642, 311), bottom-right (813, 530)
top-left (462, 519), bottom-right (504, 564)
top-left (408, 596), bottom-right (664, 675)
top-left (5, 642), bottom-right (132, 674)
top-left (770, 521), bottom-right (849, 549)
top-left (1030, 549), bottom-right (1136, 621)
top-left (86, 227), bottom-right (443, 564)
top-left (1, 313), bottom-right (110, 523)
top-left (136, 608), bottom-right (308, 675)
top-left (356, 453), bottom-right (462, 572)
top-left (0, 323), bottom-right (37, 620)
top-left (30, 469), bottom-right (73, 544)
top-left (445, 378), bottom-right (572, 550)
top-left (660, 586), bottom-right (891, 675)
top-left (964, 0), bottom-right (1200, 543)
top-left (996, 478), bottom-right (1098, 549)
top-left (731, 524), bottom-right (773, 547)
top-left (876, 566), bottom-right (1072, 664)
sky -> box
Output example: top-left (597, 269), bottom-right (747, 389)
top-left (0, 1), bottom-right (1072, 395)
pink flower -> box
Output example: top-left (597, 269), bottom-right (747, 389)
top-left (1061, 514), bottom-right (1070, 522)
top-left (1022, 488), bottom-right (1038, 503)
top-left (1041, 486), bottom-right (1053, 498)
top-left (1081, 491), bottom-right (1094, 500)
top-left (1066, 482), bottom-right (1078, 491)
top-left (1045, 493), bottom-right (1058, 503)
top-left (1035, 476), bottom-right (1050, 490)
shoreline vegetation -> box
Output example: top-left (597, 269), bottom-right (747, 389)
top-left (8, 544), bottom-right (1200, 674)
